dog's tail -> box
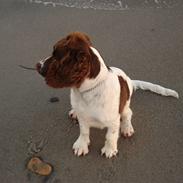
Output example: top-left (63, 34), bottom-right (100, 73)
top-left (132, 80), bottom-right (179, 98)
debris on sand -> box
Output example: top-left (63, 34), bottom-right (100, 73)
top-left (27, 157), bottom-right (53, 176)
top-left (49, 97), bottom-right (60, 103)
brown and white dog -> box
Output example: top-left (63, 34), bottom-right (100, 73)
top-left (36, 32), bottom-right (178, 158)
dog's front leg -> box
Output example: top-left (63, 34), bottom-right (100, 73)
top-left (73, 119), bottom-right (90, 156)
top-left (101, 118), bottom-right (120, 158)
top-left (69, 89), bottom-right (78, 121)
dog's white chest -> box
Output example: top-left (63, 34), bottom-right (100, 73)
top-left (70, 74), bottom-right (120, 125)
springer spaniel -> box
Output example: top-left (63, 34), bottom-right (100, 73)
top-left (36, 32), bottom-right (179, 158)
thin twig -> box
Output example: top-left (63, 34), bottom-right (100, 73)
top-left (18, 65), bottom-right (36, 70)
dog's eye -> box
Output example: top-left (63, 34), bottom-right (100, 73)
top-left (52, 49), bottom-right (63, 60)
top-left (52, 46), bottom-right (69, 60)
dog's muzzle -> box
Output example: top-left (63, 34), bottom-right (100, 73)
top-left (36, 57), bottom-right (51, 77)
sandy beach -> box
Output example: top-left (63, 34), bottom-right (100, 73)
top-left (0, 1), bottom-right (182, 183)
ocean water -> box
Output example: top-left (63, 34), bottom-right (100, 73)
top-left (28, 0), bottom-right (182, 10)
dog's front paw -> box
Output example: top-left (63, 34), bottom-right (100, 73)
top-left (69, 109), bottom-right (78, 121)
top-left (121, 122), bottom-right (134, 138)
top-left (101, 145), bottom-right (118, 158)
top-left (73, 137), bottom-right (89, 156)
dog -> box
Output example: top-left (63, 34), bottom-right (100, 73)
top-left (36, 32), bottom-right (179, 158)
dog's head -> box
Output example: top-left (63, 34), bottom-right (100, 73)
top-left (36, 32), bottom-right (100, 88)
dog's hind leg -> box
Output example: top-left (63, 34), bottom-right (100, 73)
top-left (69, 109), bottom-right (78, 121)
top-left (120, 104), bottom-right (134, 138)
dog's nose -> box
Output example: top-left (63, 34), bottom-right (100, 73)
top-left (36, 56), bottom-right (52, 77)
top-left (36, 62), bottom-right (46, 77)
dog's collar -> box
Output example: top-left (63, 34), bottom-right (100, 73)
top-left (80, 79), bottom-right (105, 95)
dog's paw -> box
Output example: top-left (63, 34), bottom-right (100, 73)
top-left (69, 109), bottom-right (78, 121)
top-left (101, 145), bottom-right (118, 158)
top-left (121, 122), bottom-right (134, 138)
top-left (73, 138), bottom-right (89, 156)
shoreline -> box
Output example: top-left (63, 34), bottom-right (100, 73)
top-left (28, 0), bottom-right (183, 11)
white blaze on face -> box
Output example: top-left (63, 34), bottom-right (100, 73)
top-left (39, 56), bottom-right (51, 68)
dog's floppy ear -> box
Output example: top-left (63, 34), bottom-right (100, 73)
top-left (66, 32), bottom-right (100, 79)
top-left (75, 51), bottom-right (87, 63)
top-left (66, 32), bottom-right (92, 69)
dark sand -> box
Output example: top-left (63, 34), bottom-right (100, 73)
top-left (0, 1), bottom-right (182, 183)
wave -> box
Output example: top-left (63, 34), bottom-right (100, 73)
top-left (28, 0), bottom-right (182, 10)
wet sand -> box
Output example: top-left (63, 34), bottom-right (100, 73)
top-left (0, 1), bottom-right (182, 183)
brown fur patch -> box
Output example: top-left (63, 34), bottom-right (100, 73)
top-left (40, 32), bottom-right (100, 88)
top-left (118, 76), bottom-right (130, 113)
top-left (88, 48), bottom-right (100, 78)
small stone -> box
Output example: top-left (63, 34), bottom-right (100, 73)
top-left (49, 97), bottom-right (59, 103)
top-left (27, 157), bottom-right (53, 176)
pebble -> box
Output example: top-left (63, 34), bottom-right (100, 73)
top-left (49, 97), bottom-right (59, 103)
top-left (27, 157), bottom-right (53, 176)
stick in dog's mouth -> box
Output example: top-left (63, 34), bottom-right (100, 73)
top-left (18, 65), bottom-right (36, 70)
